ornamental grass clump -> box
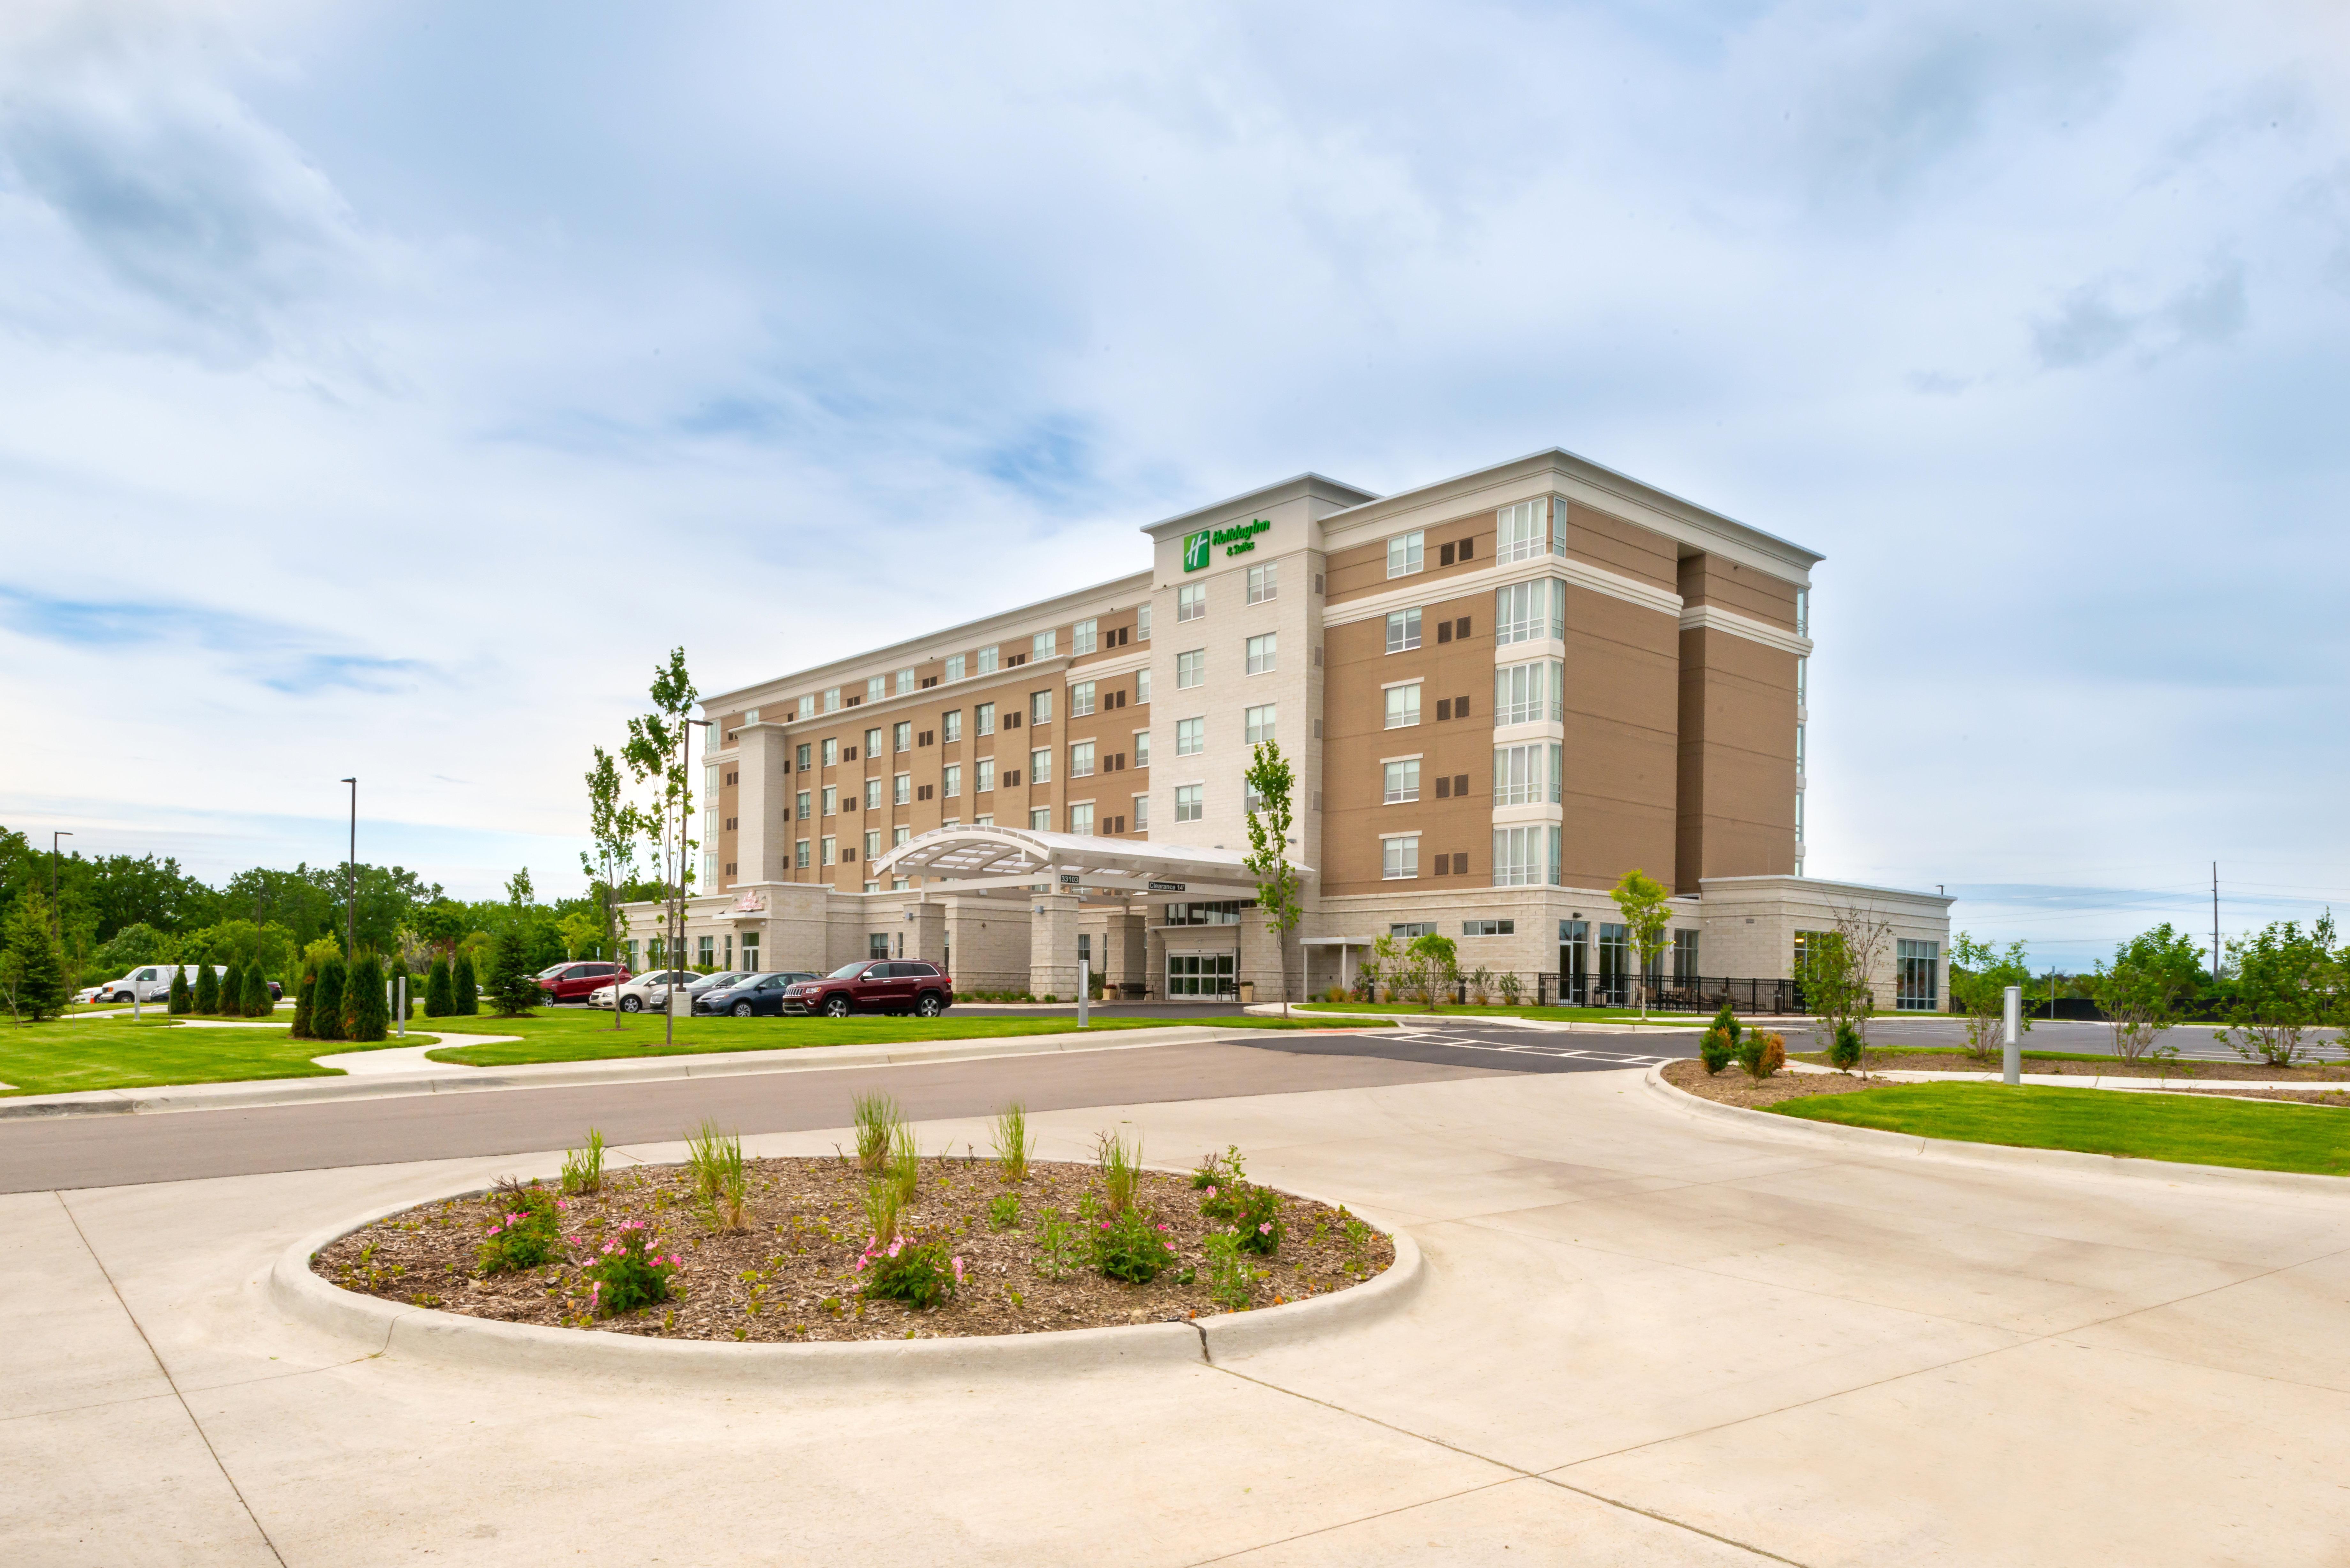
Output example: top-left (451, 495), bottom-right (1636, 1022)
top-left (1096, 1129), bottom-right (1142, 1216)
top-left (583, 1221), bottom-right (680, 1317)
top-left (685, 1119), bottom-right (747, 1229)
top-left (852, 1090), bottom-right (899, 1173)
top-left (861, 1174), bottom-right (901, 1252)
top-left (888, 1121), bottom-right (920, 1204)
top-left (857, 1235), bottom-right (962, 1309)
top-left (991, 1101), bottom-right (1034, 1184)
top-left (476, 1184), bottom-right (564, 1274)
top-left (561, 1127), bottom-right (606, 1196)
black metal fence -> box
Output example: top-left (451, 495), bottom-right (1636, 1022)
top-left (1528, 974), bottom-right (1807, 1015)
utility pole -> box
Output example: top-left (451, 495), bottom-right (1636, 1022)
top-left (49, 831), bottom-right (72, 942)
top-left (341, 778), bottom-right (358, 958)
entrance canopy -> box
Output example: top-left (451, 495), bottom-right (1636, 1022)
top-left (870, 825), bottom-right (1302, 901)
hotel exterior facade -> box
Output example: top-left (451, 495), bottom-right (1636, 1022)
top-left (618, 448), bottom-right (1951, 1008)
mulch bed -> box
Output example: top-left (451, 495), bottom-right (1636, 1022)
top-left (1663, 1058), bottom-right (1882, 1109)
top-left (312, 1156), bottom-right (1392, 1342)
top-left (1791, 1050), bottom-right (2350, 1081)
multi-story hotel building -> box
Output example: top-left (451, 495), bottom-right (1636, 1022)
top-left (620, 448), bottom-right (1950, 1007)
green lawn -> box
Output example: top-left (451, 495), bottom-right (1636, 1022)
top-left (1294, 1001), bottom-right (1702, 1026)
top-left (421, 1008), bottom-right (1384, 1067)
top-left (1773, 1082), bottom-right (2350, 1178)
top-left (0, 1018), bottom-right (432, 1098)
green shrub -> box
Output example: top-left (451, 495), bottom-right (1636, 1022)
top-left (482, 933), bottom-right (540, 1017)
top-left (344, 953), bottom-right (390, 1042)
top-left (1699, 1027), bottom-right (1735, 1075)
top-left (193, 961), bottom-right (220, 1015)
top-left (215, 959), bottom-right (243, 1017)
top-left (1736, 1030), bottom-right (1787, 1082)
top-left (1032, 1204), bottom-right (1083, 1280)
top-left (289, 967), bottom-right (313, 1037)
top-left (1201, 1231), bottom-right (1263, 1312)
top-left (424, 955), bottom-right (453, 1017)
top-left (0, 893), bottom-right (70, 1022)
top-left (1092, 1206), bottom-right (1178, 1283)
top-left (1193, 1144), bottom-right (1247, 1203)
top-left (475, 1186), bottom-right (563, 1273)
top-left (240, 964), bottom-right (272, 1017)
top-left (311, 956), bottom-right (346, 1042)
top-left (1828, 1021), bottom-right (1864, 1072)
top-left (389, 954), bottom-right (413, 1020)
top-left (167, 965), bottom-right (192, 1015)
top-left (453, 951), bottom-right (479, 1014)
top-left (1708, 1001), bottom-right (1742, 1044)
top-left (1228, 1185), bottom-right (1284, 1255)
top-left (987, 1193), bottom-right (1020, 1231)
top-left (858, 1236), bottom-right (961, 1309)
top-left (584, 1220), bottom-right (678, 1316)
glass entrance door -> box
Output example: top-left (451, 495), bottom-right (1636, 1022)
top-left (1558, 919), bottom-right (1588, 1005)
top-left (1166, 952), bottom-right (1237, 998)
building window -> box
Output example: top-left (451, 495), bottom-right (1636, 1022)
top-left (1243, 777), bottom-right (1263, 813)
top-left (1031, 690), bottom-right (1052, 724)
top-left (793, 696), bottom-right (812, 722)
top-left (1024, 746), bottom-right (1049, 783)
top-left (865, 727), bottom-right (883, 755)
top-left (1070, 802), bottom-right (1095, 835)
top-left (895, 668), bottom-right (915, 696)
top-left (1034, 629), bottom-right (1057, 660)
top-left (795, 840), bottom-right (809, 870)
top-left (1797, 656), bottom-right (1808, 707)
top-left (893, 721), bottom-right (911, 752)
top-left (1177, 649), bottom-right (1205, 689)
top-left (1133, 793), bottom-right (1150, 831)
top-left (796, 789), bottom-right (812, 822)
top-left (1136, 667), bottom-right (1152, 704)
top-left (940, 709), bottom-right (961, 744)
top-left (1073, 619), bottom-right (1097, 655)
top-left (1462, 919), bottom-right (1516, 937)
top-left (1175, 783), bottom-right (1203, 823)
top-left (1386, 607), bottom-right (1421, 652)
top-left (823, 686), bottom-right (841, 712)
top-left (944, 764), bottom-right (961, 798)
top-left (1071, 680), bottom-right (1095, 716)
top-left (1137, 602), bottom-right (1152, 640)
top-left (946, 654), bottom-right (966, 683)
top-left (1178, 583), bottom-right (1206, 622)
top-left (1795, 587), bottom-right (1810, 637)
top-left (863, 778), bottom-right (882, 811)
top-left (822, 737), bottom-right (839, 767)
top-left (1030, 807), bottom-right (1052, 831)
top-left (1381, 833), bottom-right (1420, 879)
top-left (1133, 728), bottom-right (1151, 767)
top-left (796, 742), bottom-right (812, 771)
top-left (1495, 579), bottom-right (1566, 645)
top-left (1492, 825), bottom-right (1561, 887)
top-left (1493, 743), bottom-right (1562, 805)
top-left (1898, 940), bottom-right (1940, 1010)
top-left (863, 829), bottom-right (882, 860)
top-left (977, 758), bottom-right (995, 792)
top-left (1389, 922), bottom-right (1435, 939)
top-left (1598, 922), bottom-right (1631, 999)
top-left (1173, 716), bottom-right (1204, 757)
top-left (1070, 741), bottom-right (1095, 778)
top-left (894, 824), bottom-right (910, 847)
top-left (1494, 660), bottom-right (1564, 725)
top-left (865, 676), bottom-right (885, 704)
top-left (1383, 759), bottom-right (1420, 803)
top-left (1245, 633), bottom-right (1277, 675)
top-left (1386, 530), bottom-right (1424, 577)
top-left (1795, 724), bottom-right (1805, 776)
top-left (820, 835), bottom-right (837, 866)
top-left (1497, 497), bottom-right (1562, 562)
top-left (822, 785), bottom-right (838, 816)
top-left (893, 773), bottom-right (910, 805)
top-left (1247, 562), bottom-right (1278, 603)
top-left (1384, 683), bottom-right (1421, 728)
top-left (1672, 929), bottom-right (1700, 985)
top-left (976, 702), bottom-right (995, 735)
top-left (1244, 703), bottom-right (1275, 745)
top-left (979, 645), bottom-right (999, 675)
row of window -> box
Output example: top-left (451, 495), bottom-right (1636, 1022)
top-left (1376, 743), bottom-right (1562, 806)
top-left (1176, 562), bottom-right (1280, 622)
top-left (1387, 919), bottom-right (1517, 939)
top-left (1377, 825), bottom-right (1562, 884)
top-left (1380, 497), bottom-right (1569, 582)
top-left (786, 612), bottom-right (1155, 720)
top-left (1381, 580), bottom-right (1567, 655)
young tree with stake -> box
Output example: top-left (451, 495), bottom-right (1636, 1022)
top-left (623, 648), bottom-right (700, 1047)
top-left (1242, 739), bottom-right (1302, 1015)
top-left (1609, 869), bottom-right (1672, 1019)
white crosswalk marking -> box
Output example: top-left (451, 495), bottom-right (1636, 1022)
top-left (1394, 1028), bottom-right (1672, 1067)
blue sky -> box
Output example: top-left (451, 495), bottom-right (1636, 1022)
top-left (2, 0), bottom-right (2345, 967)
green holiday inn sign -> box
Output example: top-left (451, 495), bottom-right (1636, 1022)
top-left (1182, 517), bottom-right (1270, 571)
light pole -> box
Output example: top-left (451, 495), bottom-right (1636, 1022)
top-left (340, 778), bottom-right (357, 958)
top-left (49, 831), bottom-right (72, 942)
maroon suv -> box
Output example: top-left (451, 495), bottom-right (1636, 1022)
top-left (782, 960), bottom-right (954, 1018)
top-left (537, 961), bottom-right (629, 1005)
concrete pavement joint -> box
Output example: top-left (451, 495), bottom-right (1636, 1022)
top-left (53, 1189), bottom-right (290, 1568)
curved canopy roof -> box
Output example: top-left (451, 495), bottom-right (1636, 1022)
top-left (870, 825), bottom-right (1299, 900)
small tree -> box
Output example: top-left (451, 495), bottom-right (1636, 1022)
top-left (425, 954), bottom-right (454, 1017)
top-left (290, 963), bottom-right (315, 1039)
top-left (1949, 933), bottom-right (2033, 1065)
top-left (216, 958), bottom-right (244, 1017)
top-left (311, 955), bottom-right (347, 1043)
top-left (483, 931), bottom-right (542, 1017)
top-left (193, 958), bottom-right (221, 1015)
top-left (2217, 916), bottom-right (2338, 1068)
top-left (1798, 910), bottom-right (1887, 1074)
top-left (1406, 932), bottom-right (1458, 1013)
top-left (2086, 923), bottom-right (2205, 1064)
top-left (389, 952), bottom-right (412, 1021)
top-left (344, 952), bottom-right (390, 1042)
top-left (1367, 933), bottom-right (1399, 1004)
top-left (453, 950), bottom-right (480, 1015)
top-left (167, 964), bottom-right (192, 1015)
top-left (1242, 740), bottom-right (1303, 1015)
top-left (0, 891), bottom-right (71, 1023)
top-left (240, 964), bottom-right (271, 1018)
top-left (1609, 868), bottom-right (1672, 1018)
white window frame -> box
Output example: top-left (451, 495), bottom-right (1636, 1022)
top-left (978, 645), bottom-right (999, 674)
top-left (1133, 793), bottom-right (1150, 831)
top-left (864, 778), bottom-right (882, 811)
top-left (976, 702), bottom-right (994, 736)
top-left (944, 709), bottom-right (962, 743)
top-left (1496, 578), bottom-right (1565, 645)
top-left (1246, 562), bottom-right (1278, 604)
top-left (1071, 680), bottom-right (1095, 717)
top-left (797, 695), bottom-right (815, 721)
top-left (823, 687), bottom-right (841, 712)
top-left (944, 764), bottom-right (961, 798)
top-left (1381, 833), bottom-right (1420, 880)
top-left (893, 720), bottom-right (911, 752)
top-left (1383, 758), bottom-right (1421, 803)
top-left (1243, 703), bottom-right (1276, 746)
top-left (867, 676), bottom-right (887, 704)
top-left (1175, 717), bottom-right (1204, 757)
top-left (1176, 649), bottom-right (1205, 689)
top-left (795, 839), bottom-right (810, 870)
top-left (796, 789), bottom-right (811, 822)
top-left (1133, 729), bottom-right (1150, 768)
top-left (1030, 747), bottom-right (1051, 784)
top-left (1137, 603), bottom-right (1152, 640)
top-left (822, 737), bottom-right (838, 767)
top-left (893, 772), bottom-right (910, 806)
top-left (1386, 531), bottom-right (1424, 578)
top-left (895, 668), bottom-right (915, 695)
top-left (1136, 667), bottom-right (1152, 705)
top-left (1030, 807), bottom-right (1053, 831)
top-left (1177, 583), bottom-right (1206, 622)
top-left (1069, 801), bottom-right (1095, 835)
top-left (1493, 743), bottom-right (1562, 806)
top-left (1384, 682), bottom-right (1422, 729)
top-left (977, 758), bottom-right (995, 793)
top-left (1031, 690), bottom-right (1052, 724)
top-left (1245, 633), bottom-right (1276, 675)
top-left (820, 835), bottom-right (837, 866)
top-left (1033, 629), bottom-right (1057, 660)
top-left (1070, 741), bottom-right (1095, 778)
top-left (1174, 783), bottom-right (1203, 823)
top-left (864, 829), bottom-right (882, 860)
top-left (822, 785), bottom-right (838, 816)
top-left (945, 654), bottom-right (966, 683)
top-left (1386, 607), bottom-right (1421, 653)
top-left (1494, 660), bottom-right (1564, 726)
top-left (1073, 618), bottom-right (1097, 655)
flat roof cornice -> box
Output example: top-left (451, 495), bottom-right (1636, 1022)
top-left (1139, 472), bottom-right (1379, 538)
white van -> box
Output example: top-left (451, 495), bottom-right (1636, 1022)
top-left (96, 964), bottom-right (222, 1004)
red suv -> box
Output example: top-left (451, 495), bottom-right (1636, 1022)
top-left (782, 960), bottom-right (954, 1018)
top-left (537, 961), bottom-right (629, 1005)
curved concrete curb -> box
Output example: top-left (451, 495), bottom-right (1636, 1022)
top-left (268, 1178), bottom-right (1420, 1383)
top-left (1642, 1064), bottom-right (2350, 1197)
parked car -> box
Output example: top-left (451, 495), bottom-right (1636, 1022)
top-left (94, 964), bottom-right (221, 1005)
top-left (536, 961), bottom-right (629, 1006)
top-left (589, 969), bottom-right (699, 1013)
top-left (695, 971), bottom-right (821, 1017)
top-left (75, 985), bottom-right (107, 1004)
top-left (682, 971), bottom-right (755, 1003)
top-left (781, 960), bottom-right (954, 1018)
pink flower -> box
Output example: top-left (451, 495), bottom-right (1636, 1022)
top-left (1205, 1186), bottom-right (1218, 1198)
top-left (951, 1256), bottom-right (965, 1283)
top-left (1258, 1223), bottom-right (1272, 1234)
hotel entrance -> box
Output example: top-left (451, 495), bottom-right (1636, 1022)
top-left (1166, 952), bottom-right (1237, 999)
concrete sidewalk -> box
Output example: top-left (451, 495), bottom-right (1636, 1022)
top-left (6, 1068), bottom-right (2347, 1564)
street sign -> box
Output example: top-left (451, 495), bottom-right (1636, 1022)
top-left (1148, 880), bottom-right (1185, 893)
top-left (1058, 874), bottom-right (1080, 886)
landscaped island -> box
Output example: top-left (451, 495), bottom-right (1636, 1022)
top-left (312, 1110), bottom-right (1392, 1342)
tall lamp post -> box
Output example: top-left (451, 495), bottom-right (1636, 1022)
top-left (49, 831), bottom-right (72, 942)
top-left (340, 777), bottom-right (357, 958)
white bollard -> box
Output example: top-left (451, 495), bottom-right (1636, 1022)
top-left (396, 975), bottom-right (407, 1037)
top-left (1077, 960), bottom-right (1090, 1029)
top-left (2002, 984), bottom-right (2021, 1085)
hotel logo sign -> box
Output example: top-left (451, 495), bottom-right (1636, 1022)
top-left (1181, 518), bottom-right (1270, 572)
